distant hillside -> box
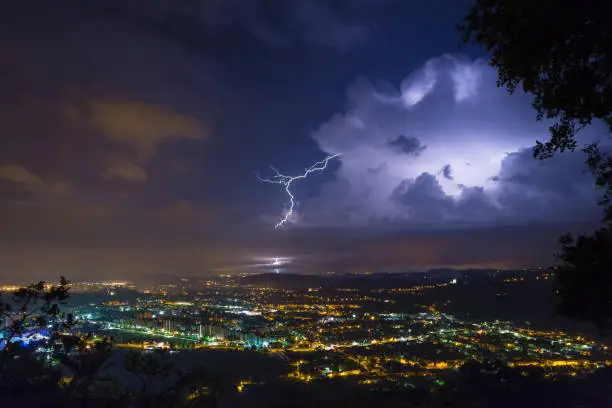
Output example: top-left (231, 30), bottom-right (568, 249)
top-left (66, 288), bottom-right (141, 306)
top-left (239, 268), bottom-right (516, 290)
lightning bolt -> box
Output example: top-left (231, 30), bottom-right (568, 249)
top-left (256, 153), bottom-right (341, 229)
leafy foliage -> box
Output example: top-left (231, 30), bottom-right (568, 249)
top-left (459, 0), bottom-right (612, 159)
top-left (584, 143), bottom-right (612, 221)
top-left (124, 349), bottom-right (175, 397)
top-left (0, 279), bottom-right (229, 406)
top-left (459, 0), bottom-right (612, 336)
top-left (0, 344), bottom-right (63, 405)
top-left (459, 0), bottom-right (612, 221)
top-left (0, 277), bottom-right (71, 351)
top-left (555, 229), bottom-right (612, 337)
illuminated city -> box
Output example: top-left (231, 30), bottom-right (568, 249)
top-left (2, 267), bottom-right (610, 402)
top-left (2, 0), bottom-right (612, 406)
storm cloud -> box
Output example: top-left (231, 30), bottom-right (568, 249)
top-left (301, 54), bottom-right (606, 227)
top-left (387, 134), bottom-right (426, 156)
top-left (1, 2), bottom-right (609, 282)
top-left (440, 164), bottom-right (453, 180)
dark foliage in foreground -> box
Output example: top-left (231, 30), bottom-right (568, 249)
top-left (0, 277), bottom-right (71, 351)
top-left (459, 0), bottom-right (612, 339)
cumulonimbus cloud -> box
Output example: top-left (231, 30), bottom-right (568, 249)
top-left (300, 54), bottom-right (606, 227)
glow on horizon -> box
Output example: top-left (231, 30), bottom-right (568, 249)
top-left (248, 257), bottom-right (292, 269)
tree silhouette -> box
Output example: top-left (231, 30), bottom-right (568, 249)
top-left (0, 277), bottom-right (71, 351)
top-left (61, 336), bottom-right (121, 405)
top-left (459, 0), bottom-right (612, 337)
top-left (555, 229), bottom-right (612, 338)
top-left (0, 278), bottom-right (71, 406)
top-left (0, 275), bottom-right (229, 407)
top-left (459, 0), bottom-right (612, 160)
top-left (0, 343), bottom-right (63, 406)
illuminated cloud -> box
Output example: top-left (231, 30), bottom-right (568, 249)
top-left (0, 165), bottom-right (69, 196)
top-left (103, 160), bottom-right (148, 182)
top-left (401, 60), bottom-right (437, 107)
top-left (77, 98), bottom-right (205, 159)
top-left (61, 96), bottom-right (206, 182)
top-left (303, 54), bottom-right (604, 227)
top-left (1, 1), bottom-right (219, 187)
top-left (451, 62), bottom-right (481, 102)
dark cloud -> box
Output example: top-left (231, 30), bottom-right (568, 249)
top-left (495, 148), bottom-right (602, 221)
top-left (73, 0), bottom-right (388, 52)
top-left (0, 1), bottom-right (220, 194)
top-left (390, 172), bottom-right (498, 224)
top-left (441, 164), bottom-right (453, 180)
top-left (0, 0), bottom-right (225, 281)
top-left (392, 173), bottom-right (452, 220)
top-left (387, 135), bottom-right (427, 156)
top-left (388, 146), bottom-right (602, 226)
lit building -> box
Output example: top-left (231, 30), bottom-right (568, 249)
top-left (164, 319), bottom-right (178, 333)
top-left (199, 324), bottom-right (228, 340)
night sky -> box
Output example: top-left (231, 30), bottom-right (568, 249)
top-left (0, 1), bottom-right (607, 283)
